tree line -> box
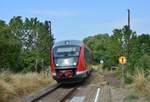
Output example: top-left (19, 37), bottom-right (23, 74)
top-left (0, 17), bottom-right (149, 74)
top-left (83, 25), bottom-right (150, 73)
top-left (0, 16), bottom-right (54, 72)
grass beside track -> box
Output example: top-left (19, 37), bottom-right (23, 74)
top-left (92, 64), bottom-right (150, 101)
top-left (0, 71), bottom-right (53, 102)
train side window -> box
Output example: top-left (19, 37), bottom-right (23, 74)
top-left (84, 47), bottom-right (91, 63)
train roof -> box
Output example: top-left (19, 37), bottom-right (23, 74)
top-left (53, 40), bottom-right (84, 48)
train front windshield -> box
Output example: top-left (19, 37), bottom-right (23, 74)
top-left (53, 46), bottom-right (80, 67)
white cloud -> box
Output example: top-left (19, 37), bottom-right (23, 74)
top-left (131, 18), bottom-right (150, 34)
top-left (30, 10), bottom-right (80, 17)
top-left (132, 18), bottom-right (149, 28)
top-left (95, 18), bottom-right (150, 34)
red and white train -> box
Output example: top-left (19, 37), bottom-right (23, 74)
top-left (50, 40), bottom-right (92, 83)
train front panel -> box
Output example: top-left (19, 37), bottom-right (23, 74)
top-left (50, 40), bottom-right (91, 83)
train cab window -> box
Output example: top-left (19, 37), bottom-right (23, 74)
top-left (84, 47), bottom-right (91, 63)
top-left (53, 46), bottom-right (80, 57)
top-left (53, 46), bottom-right (80, 67)
top-left (54, 57), bottom-right (78, 67)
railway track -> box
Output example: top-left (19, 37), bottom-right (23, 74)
top-left (22, 83), bottom-right (79, 102)
top-left (22, 83), bottom-right (61, 102)
top-left (23, 72), bottom-right (113, 102)
top-left (23, 84), bottom-right (112, 102)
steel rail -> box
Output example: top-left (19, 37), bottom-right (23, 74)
top-left (22, 83), bottom-right (61, 102)
top-left (60, 85), bottom-right (79, 102)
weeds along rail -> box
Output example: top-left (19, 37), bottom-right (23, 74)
top-left (60, 85), bottom-right (78, 102)
top-left (23, 83), bottom-right (79, 102)
top-left (36, 84), bottom-right (79, 102)
top-left (23, 83), bottom-right (61, 102)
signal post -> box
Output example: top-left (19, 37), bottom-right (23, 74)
top-left (119, 56), bottom-right (127, 87)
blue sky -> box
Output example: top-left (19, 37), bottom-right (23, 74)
top-left (1, 0), bottom-right (150, 41)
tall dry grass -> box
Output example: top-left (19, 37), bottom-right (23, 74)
top-left (133, 69), bottom-right (150, 99)
top-left (0, 71), bottom-right (53, 102)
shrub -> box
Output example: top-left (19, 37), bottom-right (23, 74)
top-left (124, 90), bottom-right (139, 101)
top-left (0, 71), bottom-right (53, 102)
top-left (133, 69), bottom-right (150, 99)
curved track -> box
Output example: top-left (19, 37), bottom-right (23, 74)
top-left (23, 83), bottom-right (61, 102)
top-left (23, 83), bottom-right (79, 102)
top-left (23, 71), bottom-right (113, 102)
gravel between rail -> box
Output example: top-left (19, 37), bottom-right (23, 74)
top-left (22, 83), bottom-right (61, 102)
top-left (22, 71), bottom-right (113, 102)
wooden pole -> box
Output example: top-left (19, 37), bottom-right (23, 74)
top-left (128, 9), bottom-right (130, 29)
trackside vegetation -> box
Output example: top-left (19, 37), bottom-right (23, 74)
top-left (83, 25), bottom-right (150, 74)
top-left (0, 16), bottom-right (54, 72)
top-left (83, 26), bottom-right (150, 101)
top-left (0, 17), bottom-right (150, 101)
top-left (0, 71), bottom-right (53, 102)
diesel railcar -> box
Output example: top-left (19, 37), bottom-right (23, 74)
top-left (50, 40), bottom-right (92, 83)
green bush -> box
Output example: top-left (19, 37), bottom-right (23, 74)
top-left (124, 92), bottom-right (139, 101)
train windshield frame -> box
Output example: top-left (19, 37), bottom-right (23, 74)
top-left (53, 45), bottom-right (80, 67)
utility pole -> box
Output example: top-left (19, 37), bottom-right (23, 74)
top-left (128, 9), bottom-right (130, 29)
top-left (119, 9), bottom-right (131, 88)
top-left (48, 21), bottom-right (52, 36)
top-left (127, 9), bottom-right (131, 57)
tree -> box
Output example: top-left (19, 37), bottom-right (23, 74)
top-left (20, 18), bottom-right (54, 72)
top-left (137, 34), bottom-right (150, 55)
top-left (0, 20), bottom-right (21, 71)
top-left (84, 33), bottom-right (111, 66)
top-left (0, 17), bottom-right (55, 72)
top-left (112, 25), bottom-right (137, 56)
top-left (83, 25), bottom-right (150, 73)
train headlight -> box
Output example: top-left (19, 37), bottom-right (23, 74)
top-left (64, 59), bottom-right (69, 65)
top-left (73, 62), bottom-right (77, 65)
top-left (56, 63), bottom-right (59, 66)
